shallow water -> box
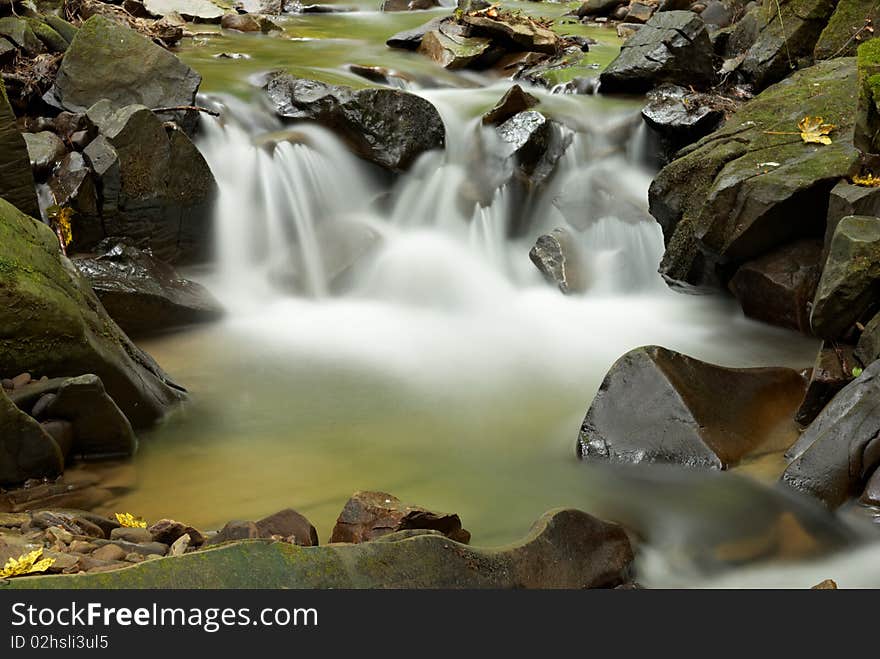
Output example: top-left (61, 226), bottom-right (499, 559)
top-left (87, 4), bottom-right (880, 585)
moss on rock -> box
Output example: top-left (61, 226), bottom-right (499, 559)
top-left (814, 0), bottom-right (880, 60)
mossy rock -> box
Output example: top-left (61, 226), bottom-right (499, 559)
top-left (0, 388), bottom-right (64, 486)
top-left (650, 57), bottom-right (860, 290)
top-left (0, 16), bottom-right (46, 56)
top-left (855, 38), bottom-right (880, 154)
top-left (25, 18), bottom-right (68, 53)
top-left (42, 15), bottom-right (78, 45)
top-left (814, 0), bottom-right (880, 60)
top-left (0, 509), bottom-right (633, 589)
top-left (0, 197), bottom-right (184, 428)
top-left (0, 80), bottom-right (39, 217)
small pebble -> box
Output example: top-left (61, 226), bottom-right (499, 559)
top-left (69, 540), bottom-right (97, 554)
top-left (1, 379), bottom-right (13, 390)
top-left (110, 527), bottom-right (153, 544)
top-left (44, 525), bottom-right (73, 545)
top-left (11, 372), bottom-right (32, 389)
top-left (91, 544), bottom-right (127, 562)
top-left (31, 393), bottom-right (57, 420)
top-left (125, 552), bottom-right (144, 563)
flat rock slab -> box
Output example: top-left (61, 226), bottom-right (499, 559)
top-left (143, 0), bottom-right (225, 21)
top-left (0, 80), bottom-right (39, 217)
top-left (0, 509), bottom-right (633, 589)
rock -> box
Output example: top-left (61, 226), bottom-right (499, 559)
top-left (148, 519), bottom-right (205, 546)
top-left (69, 540), bottom-right (97, 553)
top-left (91, 543), bottom-right (127, 562)
top-left (72, 242), bottom-right (223, 337)
top-left (457, 0), bottom-right (490, 11)
top-left (418, 29), bottom-right (495, 70)
top-left (143, 0), bottom-right (225, 21)
top-left (728, 240), bottom-right (823, 333)
top-left (47, 153), bottom-right (100, 235)
top-left (641, 85), bottom-right (725, 163)
top-left (492, 110), bottom-right (571, 191)
top-left (255, 508), bottom-right (318, 546)
top-left (625, 2), bottom-right (656, 23)
top-left (26, 18), bottom-right (69, 53)
top-left (856, 311), bottom-right (880, 366)
top-left (234, 0), bottom-right (282, 12)
top-left (857, 39), bottom-right (880, 155)
top-left (44, 375), bottom-right (137, 458)
top-left (206, 520), bottom-right (260, 545)
top-left (0, 37), bottom-right (15, 61)
top-left (795, 343), bottom-right (857, 426)
top-left (699, 0), bottom-right (733, 27)
top-left (11, 373), bottom-right (31, 389)
top-left (0, 388), bottom-right (64, 486)
top-left (43, 16), bottom-right (78, 45)
top-left (41, 421), bottom-right (75, 458)
top-left (0, 80), bottom-right (39, 217)
top-left (650, 58), bottom-right (859, 290)
top-left (724, 0), bottom-right (837, 91)
top-left (0, 197), bottom-right (184, 428)
top-left (460, 15), bottom-right (560, 55)
top-left (814, 0), bottom-right (880, 60)
top-left (49, 16), bottom-right (202, 131)
top-left (3, 509), bottom-right (633, 589)
top-left (529, 228), bottom-right (584, 294)
top-left (825, 181), bottom-right (880, 256)
top-left (810, 216), bottom-right (880, 339)
top-left (783, 360), bottom-right (880, 508)
top-left (617, 22), bottom-right (642, 39)
top-left (220, 12), bottom-right (260, 31)
top-left (23, 131), bottom-right (67, 180)
top-left (811, 579), bottom-right (838, 589)
top-left (577, 346), bottom-right (807, 469)
top-left (169, 533), bottom-right (190, 556)
top-left (861, 466), bottom-right (880, 505)
top-left (330, 491), bottom-right (471, 544)
top-left (266, 74), bottom-right (445, 172)
top-left (381, 0), bottom-right (439, 9)
top-left (0, 17), bottom-right (45, 56)
top-left (576, 0), bottom-right (625, 17)
top-left (45, 525), bottom-right (74, 545)
top-left (552, 161), bottom-right (650, 230)
top-left (297, 3), bottom-right (357, 12)
top-left (94, 538), bottom-right (167, 556)
top-left (482, 84), bottom-right (539, 126)
top-left (599, 11), bottom-right (716, 93)
top-left (110, 527), bottom-right (153, 544)
top-left (386, 17), bottom-right (446, 50)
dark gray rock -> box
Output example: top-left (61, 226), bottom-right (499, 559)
top-left (529, 227), bottom-right (584, 294)
top-left (825, 181), bottom-right (880, 257)
top-left (599, 11), bottom-right (717, 93)
top-left (641, 85), bottom-right (725, 163)
top-left (576, 0), bottom-right (625, 16)
top-left (795, 343), bottom-right (857, 426)
top-left (0, 80), bottom-right (39, 216)
top-left (0, 387), bottom-right (64, 486)
top-left (496, 110), bottom-right (571, 188)
top-left (23, 131), bottom-right (67, 180)
top-left (255, 509), bottom-right (318, 546)
top-left (0, 17), bottom-right (45, 56)
top-left (856, 311), bottom-right (880, 367)
top-left (577, 345), bottom-right (807, 469)
top-left (386, 16), bottom-right (447, 50)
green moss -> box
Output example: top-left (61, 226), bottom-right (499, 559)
top-left (816, 0), bottom-right (880, 60)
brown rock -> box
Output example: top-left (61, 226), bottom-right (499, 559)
top-left (795, 343), bottom-right (857, 426)
top-left (330, 491), bottom-right (470, 544)
top-left (206, 520), bottom-right (260, 545)
top-left (811, 579), bottom-right (838, 589)
top-left (148, 518), bottom-right (206, 546)
top-left (11, 373), bottom-right (32, 389)
top-left (255, 508), bottom-right (318, 546)
top-left (860, 467), bottom-right (880, 506)
top-left (220, 12), bottom-right (261, 31)
top-left (626, 1), bottom-right (656, 23)
top-left (91, 543), bottom-right (127, 562)
top-left (69, 540), bottom-right (97, 553)
top-left (482, 84), bottom-right (539, 126)
top-left (110, 527), bottom-right (152, 544)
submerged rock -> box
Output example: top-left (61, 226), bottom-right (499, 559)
top-left (73, 242), bottom-right (223, 337)
top-left (330, 491), bottom-right (470, 544)
top-left (650, 58), bottom-right (859, 290)
top-left (0, 80), bottom-right (39, 217)
top-left (5, 509), bottom-right (633, 588)
top-left (265, 74), bottom-right (445, 171)
top-left (529, 228), bottom-right (584, 294)
top-left (599, 11), bottom-right (716, 93)
top-left (0, 197), bottom-right (184, 428)
top-left (783, 360), bottom-right (880, 508)
top-left (207, 509), bottom-right (318, 547)
top-left (577, 346), bottom-right (806, 469)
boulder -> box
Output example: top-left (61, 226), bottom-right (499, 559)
top-left (861, 467), bottom-right (880, 506)
top-left (495, 110), bottom-right (571, 189)
top-left (0, 197), bottom-right (185, 428)
top-left (44, 375), bottom-right (137, 457)
top-left (814, 0), bottom-right (880, 60)
top-left (577, 346), bottom-right (807, 469)
top-left (783, 360), bottom-right (880, 508)
top-left (856, 39), bottom-right (880, 155)
top-left (142, 0), bottom-right (225, 22)
top-left (577, 0), bottom-right (625, 17)
top-left (723, 0), bottom-right (837, 91)
top-left (386, 16), bottom-right (446, 50)
top-left (825, 181), bottom-right (880, 254)
top-left (0, 17), bottom-right (45, 56)
top-left (599, 11), bottom-right (716, 93)
top-left (255, 509), bottom-right (318, 546)
top-left (0, 80), bottom-right (39, 217)
top-left (855, 310), bottom-right (880, 366)
top-left (330, 491), bottom-right (471, 544)
top-left (0, 388), bottom-right (64, 486)
top-left (529, 228), bottom-right (584, 294)
top-left (460, 15), bottom-right (560, 55)
top-left (795, 343), bottom-right (857, 425)
top-left (221, 12), bottom-right (280, 32)
top-left (699, 0), bottom-right (734, 27)
top-left (2, 509), bottom-right (633, 589)
top-left (810, 215), bottom-right (880, 340)
top-left (650, 58), bottom-right (859, 290)
top-left (0, 38), bottom-right (15, 61)
top-left (26, 18), bottom-right (69, 53)
top-left (47, 154), bottom-right (100, 240)
top-left (43, 16), bottom-right (78, 45)
top-left (72, 241), bottom-right (223, 337)
top-left (265, 74), bottom-right (445, 172)
top-left (148, 519), bottom-right (205, 546)
top-left (48, 16), bottom-right (202, 131)
top-left (728, 239), bottom-right (822, 333)
top-left (23, 131), bottom-right (67, 180)
top-left (482, 84), bottom-right (539, 126)
top-left (418, 29), bottom-right (495, 70)
top-left (625, 2), bottom-right (656, 23)
top-left (640, 85), bottom-right (725, 163)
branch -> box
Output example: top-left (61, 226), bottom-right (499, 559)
top-left (151, 105), bottom-right (220, 117)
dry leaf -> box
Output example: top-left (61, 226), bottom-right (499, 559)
top-left (853, 173), bottom-right (880, 187)
top-left (798, 116), bottom-right (834, 145)
top-left (0, 548), bottom-right (55, 579)
top-left (115, 512), bottom-right (147, 528)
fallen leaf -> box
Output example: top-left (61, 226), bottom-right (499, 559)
top-left (853, 173), bottom-right (880, 187)
top-left (115, 512), bottom-right (147, 528)
top-left (798, 115), bottom-right (834, 145)
top-left (0, 549), bottom-right (55, 579)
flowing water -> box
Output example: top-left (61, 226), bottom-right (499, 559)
top-left (85, 3), bottom-right (880, 586)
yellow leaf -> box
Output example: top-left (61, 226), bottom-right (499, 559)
top-left (853, 173), bottom-right (880, 187)
top-left (115, 512), bottom-right (147, 528)
top-left (798, 115), bottom-right (834, 145)
top-left (0, 548), bottom-right (55, 579)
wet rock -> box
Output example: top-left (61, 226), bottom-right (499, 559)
top-left (728, 240), bottom-right (823, 333)
top-left (815, 0), bottom-right (880, 60)
top-left (47, 153), bottom-right (100, 242)
top-left (72, 242), bottom-right (223, 337)
top-left (48, 16), bottom-right (202, 131)
top-left (492, 111), bottom-right (572, 193)
top-left (482, 84), bottom-right (539, 126)
top-left (723, 0), bottom-right (836, 91)
top-left (0, 388), bottom-right (64, 486)
top-left (699, 0), bottom-right (734, 26)
top-left (825, 181), bottom-right (880, 256)
top-left (599, 11), bottom-right (716, 93)
top-left (386, 16), bottom-right (446, 49)
top-left (861, 467), bottom-right (880, 506)
top-left (577, 346), bottom-right (807, 469)
top-left (330, 491), bottom-right (471, 544)
top-left (381, 0), bottom-right (439, 10)
top-left (142, 0), bottom-right (225, 21)
top-left (783, 360), bottom-right (880, 508)
top-left (552, 161), bottom-right (650, 229)
top-left (0, 80), bottom-right (40, 217)
top-left (576, 0), bottom-right (626, 17)
top-left (5, 509), bottom-right (633, 589)
top-left (221, 12), bottom-right (280, 32)
top-left (148, 519), bottom-right (205, 546)
top-left (418, 29), bottom-right (495, 70)
top-left (529, 228), bottom-right (584, 294)
top-left (650, 58), bottom-right (859, 290)
top-left (41, 421), bottom-right (75, 458)
top-left (855, 311), bottom-right (880, 367)
top-left (810, 216), bottom-right (880, 340)
top-left (640, 85), bottom-right (725, 163)
top-left (625, 2), bottom-right (656, 23)
top-left (110, 527), bottom-right (152, 544)
top-left (23, 131), bottom-right (67, 180)
top-left (460, 14), bottom-right (561, 55)
top-left (255, 508), bottom-right (318, 546)
top-left (266, 74), bottom-right (445, 172)
top-left (795, 343), bottom-right (857, 426)
top-left (45, 375), bottom-right (137, 458)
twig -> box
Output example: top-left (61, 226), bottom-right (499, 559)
top-left (150, 105), bottom-right (220, 116)
top-left (826, 20), bottom-right (873, 60)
